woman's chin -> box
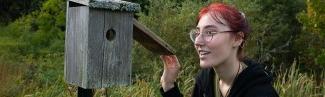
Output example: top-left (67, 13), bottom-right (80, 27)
top-left (199, 59), bottom-right (222, 68)
top-left (199, 61), bottom-right (213, 68)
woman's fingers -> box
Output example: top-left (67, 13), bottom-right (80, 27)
top-left (160, 55), bottom-right (180, 69)
top-left (160, 55), bottom-right (181, 91)
top-left (170, 55), bottom-right (180, 67)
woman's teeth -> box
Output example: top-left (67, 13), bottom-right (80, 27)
top-left (199, 50), bottom-right (210, 55)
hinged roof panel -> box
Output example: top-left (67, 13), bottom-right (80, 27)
top-left (69, 0), bottom-right (140, 12)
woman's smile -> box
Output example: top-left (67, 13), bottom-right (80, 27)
top-left (198, 49), bottom-right (211, 59)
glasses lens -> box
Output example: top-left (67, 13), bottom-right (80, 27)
top-left (205, 32), bottom-right (213, 42)
top-left (189, 30), bottom-right (197, 42)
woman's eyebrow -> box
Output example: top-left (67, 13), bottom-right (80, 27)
top-left (196, 25), bottom-right (219, 30)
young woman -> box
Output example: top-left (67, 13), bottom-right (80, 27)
top-left (159, 3), bottom-right (279, 97)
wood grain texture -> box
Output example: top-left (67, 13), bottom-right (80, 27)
top-left (65, 6), bottom-right (90, 87)
top-left (133, 19), bottom-right (176, 55)
top-left (65, 5), bottom-right (133, 88)
top-left (85, 7), bottom-right (105, 88)
top-left (102, 11), bottom-right (133, 87)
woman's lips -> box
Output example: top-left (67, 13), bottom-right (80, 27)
top-left (198, 50), bottom-right (211, 59)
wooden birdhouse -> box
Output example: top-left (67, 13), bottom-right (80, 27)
top-left (65, 0), bottom-right (175, 89)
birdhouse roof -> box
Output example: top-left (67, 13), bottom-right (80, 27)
top-left (69, 0), bottom-right (140, 12)
top-left (133, 19), bottom-right (176, 55)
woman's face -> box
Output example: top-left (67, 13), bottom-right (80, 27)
top-left (195, 13), bottom-right (239, 68)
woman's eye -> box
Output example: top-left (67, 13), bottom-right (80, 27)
top-left (206, 31), bottom-right (215, 35)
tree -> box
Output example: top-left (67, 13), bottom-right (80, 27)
top-left (0, 0), bottom-right (45, 25)
top-left (223, 0), bottom-right (305, 69)
top-left (296, 0), bottom-right (325, 68)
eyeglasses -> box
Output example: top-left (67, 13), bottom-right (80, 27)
top-left (189, 29), bottom-right (234, 43)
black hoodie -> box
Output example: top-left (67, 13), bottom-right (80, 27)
top-left (160, 59), bottom-right (279, 97)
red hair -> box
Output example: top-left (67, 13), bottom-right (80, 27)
top-left (197, 3), bottom-right (251, 60)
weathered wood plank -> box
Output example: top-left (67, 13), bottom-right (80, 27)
top-left (102, 11), bottom-right (133, 87)
top-left (65, 6), bottom-right (90, 86)
top-left (65, 0), bottom-right (71, 85)
top-left (133, 19), bottom-right (176, 55)
top-left (66, 5), bottom-right (78, 85)
top-left (85, 8), bottom-right (105, 88)
top-left (66, 6), bottom-right (134, 88)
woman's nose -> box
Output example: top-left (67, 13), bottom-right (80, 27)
top-left (194, 34), bottom-right (205, 47)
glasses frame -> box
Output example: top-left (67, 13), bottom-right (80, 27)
top-left (189, 29), bottom-right (235, 43)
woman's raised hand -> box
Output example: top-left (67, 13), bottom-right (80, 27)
top-left (160, 55), bottom-right (181, 92)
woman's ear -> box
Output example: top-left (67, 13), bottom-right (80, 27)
top-left (233, 32), bottom-right (244, 48)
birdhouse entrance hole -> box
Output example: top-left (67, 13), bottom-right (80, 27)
top-left (106, 28), bottom-right (116, 41)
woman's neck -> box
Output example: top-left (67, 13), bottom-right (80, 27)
top-left (213, 57), bottom-right (241, 85)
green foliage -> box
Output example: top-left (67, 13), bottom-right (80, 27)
top-left (18, 53), bottom-right (67, 97)
top-left (223, 0), bottom-right (306, 67)
top-left (315, 49), bottom-right (325, 67)
top-left (296, 0), bottom-right (325, 68)
top-left (2, 0), bottom-right (65, 56)
top-left (0, 0), bottom-right (45, 25)
top-left (0, 0), bottom-right (66, 96)
top-left (297, 0), bottom-right (325, 36)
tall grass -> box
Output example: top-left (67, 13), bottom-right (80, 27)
top-left (274, 61), bottom-right (325, 97)
top-left (1, 54), bottom-right (324, 97)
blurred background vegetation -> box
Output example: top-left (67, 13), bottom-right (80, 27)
top-left (0, 0), bottom-right (324, 97)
